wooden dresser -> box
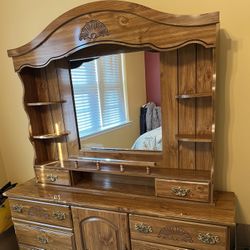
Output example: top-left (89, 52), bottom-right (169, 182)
top-left (6, 1), bottom-right (236, 249)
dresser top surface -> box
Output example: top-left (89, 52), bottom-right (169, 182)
top-left (5, 179), bottom-right (235, 226)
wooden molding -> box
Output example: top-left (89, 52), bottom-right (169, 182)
top-left (7, 0), bottom-right (219, 72)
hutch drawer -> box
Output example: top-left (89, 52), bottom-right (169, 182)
top-left (35, 168), bottom-right (71, 186)
top-left (9, 199), bottom-right (72, 228)
top-left (129, 215), bottom-right (228, 250)
top-left (132, 240), bottom-right (191, 250)
top-left (155, 179), bottom-right (210, 202)
top-left (14, 221), bottom-right (74, 250)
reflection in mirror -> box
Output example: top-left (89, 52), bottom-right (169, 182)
top-left (70, 51), bottom-right (162, 151)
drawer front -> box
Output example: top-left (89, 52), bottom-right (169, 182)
top-left (35, 168), bottom-right (71, 186)
top-left (155, 179), bottom-right (210, 202)
top-left (14, 222), bottom-right (74, 250)
top-left (132, 240), bottom-right (191, 250)
top-left (130, 215), bottom-right (228, 250)
top-left (9, 199), bottom-right (72, 228)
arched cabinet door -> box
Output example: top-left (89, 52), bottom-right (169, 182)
top-left (72, 207), bottom-right (130, 250)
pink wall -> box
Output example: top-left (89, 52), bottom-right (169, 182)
top-left (144, 52), bottom-right (161, 106)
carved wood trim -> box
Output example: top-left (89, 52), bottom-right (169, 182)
top-left (8, 1), bottom-right (219, 57)
top-left (158, 225), bottom-right (193, 243)
top-left (79, 20), bottom-right (109, 41)
top-left (8, 1), bottom-right (219, 72)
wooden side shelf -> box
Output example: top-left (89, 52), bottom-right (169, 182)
top-left (35, 161), bottom-right (212, 182)
top-left (176, 92), bottom-right (212, 99)
top-left (27, 101), bottom-right (66, 106)
top-left (176, 134), bottom-right (213, 142)
top-left (31, 131), bottom-right (70, 140)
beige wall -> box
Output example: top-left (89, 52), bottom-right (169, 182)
top-left (0, 150), bottom-right (7, 187)
top-left (83, 52), bottom-right (147, 149)
top-left (0, 0), bottom-right (250, 223)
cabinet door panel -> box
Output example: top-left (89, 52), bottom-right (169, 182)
top-left (72, 207), bottom-right (130, 250)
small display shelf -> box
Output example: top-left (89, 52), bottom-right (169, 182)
top-left (176, 92), bottom-right (212, 99)
top-left (34, 160), bottom-right (212, 182)
top-left (176, 134), bottom-right (213, 142)
top-left (26, 100), bottom-right (66, 106)
top-left (31, 131), bottom-right (70, 140)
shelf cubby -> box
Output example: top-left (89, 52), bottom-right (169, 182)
top-left (176, 92), bottom-right (212, 99)
top-left (176, 134), bottom-right (213, 143)
top-left (31, 131), bottom-right (70, 140)
top-left (26, 100), bottom-right (66, 107)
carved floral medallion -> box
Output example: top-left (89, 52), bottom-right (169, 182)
top-left (79, 20), bottom-right (109, 41)
top-left (158, 225), bottom-right (193, 243)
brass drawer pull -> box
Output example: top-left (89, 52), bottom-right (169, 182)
top-left (135, 223), bottom-right (153, 234)
top-left (171, 186), bottom-right (190, 197)
top-left (197, 232), bottom-right (220, 245)
top-left (37, 235), bottom-right (49, 244)
top-left (46, 174), bottom-right (58, 182)
top-left (12, 205), bottom-right (23, 213)
top-left (52, 211), bottom-right (66, 220)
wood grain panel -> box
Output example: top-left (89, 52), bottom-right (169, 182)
top-left (132, 240), bottom-right (191, 250)
top-left (46, 62), bottom-right (69, 160)
top-left (178, 45), bottom-right (196, 170)
top-left (130, 215), bottom-right (228, 250)
top-left (160, 51), bottom-right (178, 169)
top-left (72, 206), bottom-right (130, 250)
top-left (8, 1), bottom-right (219, 58)
top-left (196, 45), bottom-right (213, 93)
top-left (8, 1), bottom-right (219, 71)
top-left (56, 59), bottom-right (79, 157)
top-left (9, 199), bottom-right (72, 228)
top-left (155, 179), bottom-right (210, 202)
top-left (19, 244), bottom-right (44, 250)
top-left (196, 46), bottom-right (214, 171)
top-left (14, 222), bottom-right (74, 250)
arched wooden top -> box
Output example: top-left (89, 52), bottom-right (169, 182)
top-left (8, 0), bottom-right (219, 72)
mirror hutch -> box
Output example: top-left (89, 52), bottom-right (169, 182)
top-left (6, 1), bottom-right (236, 249)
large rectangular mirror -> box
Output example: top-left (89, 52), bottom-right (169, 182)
top-left (70, 51), bottom-right (162, 152)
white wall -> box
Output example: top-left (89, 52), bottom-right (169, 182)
top-left (0, 150), bottom-right (7, 187)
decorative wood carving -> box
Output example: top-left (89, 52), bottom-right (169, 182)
top-left (7, 1), bottom-right (219, 72)
top-left (28, 206), bottom-right (49, 219)
top-left (158, 225), bottom-right (193, 243)
top-left (79, 20), bottom-right (109, 41)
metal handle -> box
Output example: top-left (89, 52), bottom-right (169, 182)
top-left (52, 211), bottom-right (66, 220)
top-left (171, 186), bottom-right (190, 197)
top-left (197, 233), bottom-right (220, 245)
top-left (46, 174), bottom-right (58, 182)
top-left (12, 205), bottom-right (23, 213)
top-left (135, 223), bottom-right (153, 234)
top-left (37, 235), bottom-right (49, 244)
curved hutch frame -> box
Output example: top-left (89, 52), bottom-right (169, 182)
top-left (6, 2), bottom-right (237, 250)
top-left (8, 0), bottom-right (219, 204)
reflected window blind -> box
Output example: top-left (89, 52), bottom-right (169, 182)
top-left (71, 54), bottom-right (126, 138)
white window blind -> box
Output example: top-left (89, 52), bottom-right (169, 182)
top-left (71, 54), bottom-right (127, 138)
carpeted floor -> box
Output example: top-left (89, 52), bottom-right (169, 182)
top-left (0, 227), bottom-right (18, 250)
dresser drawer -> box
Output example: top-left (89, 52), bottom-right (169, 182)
top-left (155, 179), bottom-right (210, 202)
top-left (14, 222), bottom-right (74, 250)
top-left (130, 215), bottom-right (228, 250)
top-left (132, 240), bottom-right (191, 250)
top-left (9, 199), bottom-right (72, 228)
top-left (35, 168), bottom-right (71, 186)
